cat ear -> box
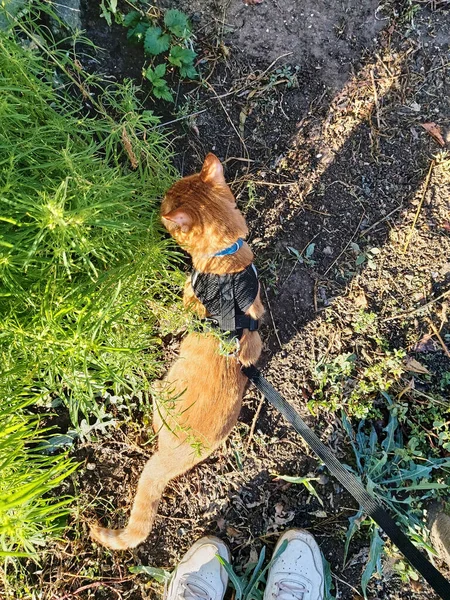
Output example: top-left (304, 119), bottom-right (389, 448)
top-left (162, 208), bottom-right (192, 232)
top-left (200, 153), bottom-right (226, 185)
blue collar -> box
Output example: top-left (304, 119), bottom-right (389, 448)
top-left (212, 238), bottom-right (244, 257)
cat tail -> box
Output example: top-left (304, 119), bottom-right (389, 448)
top-left (90, 445), bottom-right (199, 550)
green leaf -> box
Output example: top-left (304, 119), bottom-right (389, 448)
top-left (153, 63), bottom-right (166, 78)
top-left (361, 528), bottom-right (384, 599)
top-left (127, 20), bottom-right (149, 41)
top-left (168, 45), bottom-right (185, 67)
top-left (355, 253), bottom-right (366, 266)
top-left (123, 10), bottom-right (141, 28)
top-left (179, 64), bottom-right (198, 79)
top-left (153, 86), bottom-right (174, 103)
top-left (164, 9), bottom-right (190, 37)
top-left (305, 242), bottom-right (316, 258)
top-left (343, 508), bottom-right (366, 565)
top-left (129, 565), bottom-right (171, 583)
top-left (287, 246), bottom-right (303, 261)
top-left (144, 26), bottom-right (170, 55)
top-left (321, 551), bottom-right (336, 600)
top-left (144, 68), bottom-right (156, 83)
top-left (100, 1), bottom-right (112, 26)
top-left (170, 46), bottom-right (196, 65)
top-left (243, 546), bottom-right (266, 596)
top-left (275, 474), bottom-right (323, 506)
top-left (216, 555), bottom-right (245, 600)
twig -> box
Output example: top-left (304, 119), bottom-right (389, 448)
top-left (371, 68), bottom-right (381, 130)
top-left (426, 317), bottom-right (450, 358)
top-left (359, 204), bottom-right (403, 236)
top-left (246, 393), bottom-right (265, 449)
top-left (203, 80), bottom-right (249, 164)
top-left (223, 156), bottom-right (255, 164)
top-left (242, 179), bottom-right (298, 187)
top-left (383, 289), bottom-right (450, 322)
top-left (402, 160), bottom-right (435, 253)
top-left (331, 573), bottom-right (361, 595)
top-left (323, 213), bottom-right (365, 277)
top-left (153, 109), bottom-right (208, 129)
top-left (57, 581), bottom-right (124, 599)
top-left (263, 284), bottom-right (283, 349)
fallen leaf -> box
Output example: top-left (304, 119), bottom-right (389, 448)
top-left (398, 378), bottom-right (415, 400)
top-left (273, 502), bottom-right (295, 525)
top-left (216, 517), bottom-right (226, 532)
top-left (226, 526), bottom-right (241, 538)
top-left (404, 356), bottom-right (430, 375)
top-left (413, 333), bottom-right (439, 353)
top-left (239, 108), bottom-right (249, 135)
top-left (421, 122), bottom-right (446, 147)
top-left (244, 547), bottom-right (259, 568)
top-left (443, 222), bottom-right (450, 232)
top-left (346, 547), bottom-right (369, 568)
top-left (354, 291), bottom-right (368, 309)
top-left (243, 0), bottom-right (263, 4)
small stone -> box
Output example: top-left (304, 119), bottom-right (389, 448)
top-left (323, 246), bottom-right (333, 256)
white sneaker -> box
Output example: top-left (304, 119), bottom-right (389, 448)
top-left (166, 536), bottom-right (230, 600)
top-left (264, 529), bottom-right (324, 600)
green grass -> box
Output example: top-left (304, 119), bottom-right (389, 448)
top-left (0, 23), bottom-right (180, 423)
top-left (0, 0), bottom-right (182, 578)
top-left (0, 397), bottom-right (77, 561)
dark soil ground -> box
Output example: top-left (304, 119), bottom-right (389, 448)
top-left (36, 1), bottom-right (450, 599)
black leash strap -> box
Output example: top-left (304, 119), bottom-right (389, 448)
top-left (242, 364), bottom-right (450, 600)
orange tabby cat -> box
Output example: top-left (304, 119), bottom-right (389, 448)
top-left (90, 153), bottom-right (264, 550)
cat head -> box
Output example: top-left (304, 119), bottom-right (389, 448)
top-left (161, 154), bottom-right (248, 258)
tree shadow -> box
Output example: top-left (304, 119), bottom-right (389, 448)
top-left (171, 8), bottom-right (449, 426)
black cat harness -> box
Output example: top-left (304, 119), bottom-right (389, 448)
top-left (191, 238), bottom-right (259, 340)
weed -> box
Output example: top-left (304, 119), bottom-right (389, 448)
top-left (217, 542), bottom-right (287, 600)
top-left (0, 397), bottom-right (77, 560)
top-left (310, 349), bottom-right (405, 418)
top-left (100, 0), bottom-right (120, 26)
top-left (274, 474), bottom-right (324, 506)
top-left (268, 65), bottom-right (300, 90)
top-left (243, 181), bottom-right (258, 211)
top-left (341, 395), bottom-right (450, 597)
top-left (287, 243), bottom-right (317, 267)
top-left (122, 6), bottom-right (198, 103)
top-left (350, 242), bottom-right (381, 270)
top-left (0, 5), bottom-right (180, 587)
top-left (219, 541), bottom-right (335, 600)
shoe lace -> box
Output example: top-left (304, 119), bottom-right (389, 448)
top-left (274, 580), bottom-right (307, 600)
top-left (178, 577), bottom-right (212, 600)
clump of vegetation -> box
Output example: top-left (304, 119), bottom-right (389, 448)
top-left (0, 398), bottom-right (77, 559)
top-left (282, 394), bottom-right (450, 597)
top-left (121, 6), bottom-right (198, 102)
top-left (310, 348), bottom-right (405, 418)
top-left (341, 396), bottom-right (450, 597)
top-left (0, 1), bottom-right (181, 572)
top-left (0, 24), bottom-right (179, 423)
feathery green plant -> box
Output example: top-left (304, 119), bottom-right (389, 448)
top-left (0, 1), bottom-right (181, 578)
top-left (0, 397), bottom-right (77, 559)
top-left (0, 21), bottom-right (180, 425)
